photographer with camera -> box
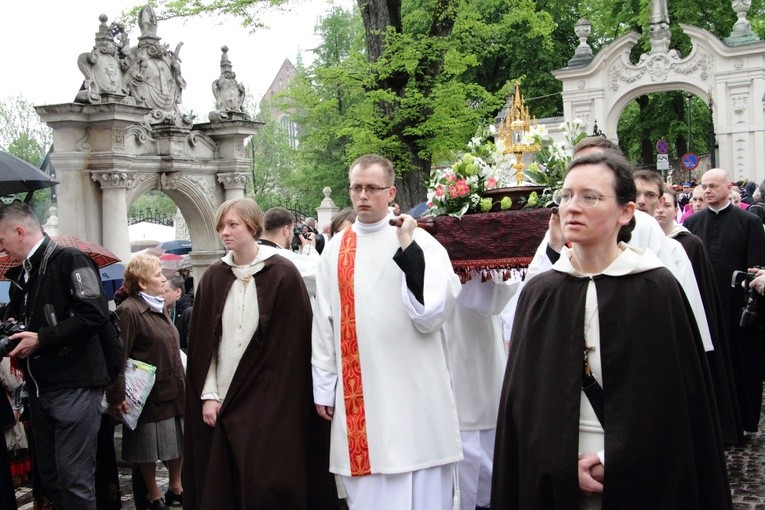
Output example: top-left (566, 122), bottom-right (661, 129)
top-left (0, 202), bottom-right (111, 510)
top-left (290, 218), bottom-right (319, 255)
top-left (259, 208), bottom-right (320, 298)
top-left (303, 217), bottom-right (325, 254)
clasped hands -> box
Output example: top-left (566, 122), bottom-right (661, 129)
top-left (578, 452), bottom-right (604, 495)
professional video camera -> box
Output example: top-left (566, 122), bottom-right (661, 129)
top-left (731, 269), bottom-right (764, 327)
top-left (0, 321), bottom-right (26, 357)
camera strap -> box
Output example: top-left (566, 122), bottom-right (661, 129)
top-left (582, 338), bottom-right (605, 427)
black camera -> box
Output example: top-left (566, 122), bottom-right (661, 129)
top-left (731, 269), bottom-right (764, 327)
top-left (293, 224), bottom-right (312, 240)
top-left (0, 321), bottom-right (26, 357)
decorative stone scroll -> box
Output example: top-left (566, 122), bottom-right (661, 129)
top-left (607, 46), bottom-right (712, 91)
top-left (209, 46), bottom-right (249, 122)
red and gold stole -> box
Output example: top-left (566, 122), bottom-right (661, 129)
top-left (337, 227), bottom-right (371, 476)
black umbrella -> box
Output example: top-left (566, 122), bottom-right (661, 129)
top-left (0, 151), bottom-right (58, 198)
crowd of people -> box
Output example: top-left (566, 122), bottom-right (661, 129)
top-left (0, 140), bottom-right (763, 509)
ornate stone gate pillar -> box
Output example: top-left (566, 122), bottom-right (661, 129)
top-left (92, 171), bottom-right (132, 262)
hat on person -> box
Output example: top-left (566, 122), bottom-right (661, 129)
top-left (681, 181), bottom-right (692, 187)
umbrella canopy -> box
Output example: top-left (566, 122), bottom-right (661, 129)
top-left (157, 239), bottom-right (192, 255)
top-left (159, 253), bottom-right (191, 273)
top-left (100, 263), bottom-right (125, 301)
top-left (0, 151), bottom-right (58, 197)
top-left (408, 201), bottom-right (430, 218)
top-left (0, 235), bottom-right (121, 281)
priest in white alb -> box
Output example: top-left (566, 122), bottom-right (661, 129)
top-left (312, 154), bottom-right (463, 510)
top-left (442, 274), bottom-right (519, 510)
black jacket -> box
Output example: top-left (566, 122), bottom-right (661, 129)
top-left (4, 236), bottom-right (110, 394)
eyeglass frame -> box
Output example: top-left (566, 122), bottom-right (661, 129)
top-left (636, 190), bottom-right (660, 200)
top-left (552, 189), bottom-right (621, 208)
top-left (348, 184), bottom-right (392, 195)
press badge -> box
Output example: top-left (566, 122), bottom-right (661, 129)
top-left (71, 267), bottom-right (101, 299)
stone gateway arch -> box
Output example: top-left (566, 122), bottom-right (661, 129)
top-left (35, 8), bottom-right (260, 277)
top-left (554, 0), bottom-right (765, 183)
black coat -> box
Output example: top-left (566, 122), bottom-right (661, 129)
top-left (673, 230), bottom-right (743, 444)
top-left (683, 205), bottom-right (765, 325)
top-left (492, 267), bottom-right (731, 509)
top-left (4, 236), bottom-right (109, 393)
top-left (684, 205), bottom-right (765, 431)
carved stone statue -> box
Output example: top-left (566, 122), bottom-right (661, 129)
top-left (123, 6), bottom-right (192, 128)
top-left (209, 46), bottom-right (248, 122)
top-left (75, 14), bottom-right (132, 104)
top-left (137, 6), bottom-right (158, 38)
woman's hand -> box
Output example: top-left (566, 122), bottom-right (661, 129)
top-left (578, 452), bottom-right (604, 495)
top-left (202, 399), bottom-right (222, 427)
top-left (548, 207), bottom-right (566, 252)
top-left (110, 401), bottom-right (129, 415)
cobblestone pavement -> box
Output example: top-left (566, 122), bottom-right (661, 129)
top-left (13, 391), bottom-right (765, 508)
top-left (727, 422), bottom-right (765, 509)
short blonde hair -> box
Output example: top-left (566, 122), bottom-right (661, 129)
top-left (124, 253), bottom-right (161, 294)
top-left (214, 198), bottom-right (263, 240)
top-left (349, 154), bottom-right (395, 185)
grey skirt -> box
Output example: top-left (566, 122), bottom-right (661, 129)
top-left (122, 415), bottom-right (184, 464)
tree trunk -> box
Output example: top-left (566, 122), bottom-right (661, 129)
top-left (357, 0), bottom-right (458, 209)
top-left (395, 157), bottom-right (430, 211)
top-left (357, 0), bottom-right (401, 62)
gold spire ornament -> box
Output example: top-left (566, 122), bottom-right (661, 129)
top-left (498, 81), bottom-right (540, 185)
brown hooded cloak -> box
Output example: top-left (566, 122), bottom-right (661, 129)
top-left (183, 256), bottom-right (332, 510)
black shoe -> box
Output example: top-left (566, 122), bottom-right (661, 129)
top-left (164, 489), bottom-right (183, 507)
top-left (148, 497), bottom-right (168, 510)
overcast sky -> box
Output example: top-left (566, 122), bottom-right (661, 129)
top-left (1, 0), bottom-right (350, 116)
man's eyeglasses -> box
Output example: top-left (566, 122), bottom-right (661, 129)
top-left (349, 185), bottom-right (391, 195)
top-left (552, 189), bottom-right (616, 208)
top-left (637, 191), bottom-right (659, 200)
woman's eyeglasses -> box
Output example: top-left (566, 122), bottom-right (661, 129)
top-left (552, 189), bottom-right (617, 208)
